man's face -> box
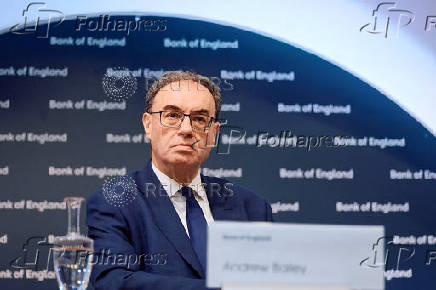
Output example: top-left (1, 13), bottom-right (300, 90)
top-left (142, 80), bottom-right (220, 169)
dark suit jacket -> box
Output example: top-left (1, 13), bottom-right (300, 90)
top-left (87, 160), bottom-right (273, 290)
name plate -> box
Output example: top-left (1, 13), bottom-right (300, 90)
top-left (207, 222), bottom-right (384, 290)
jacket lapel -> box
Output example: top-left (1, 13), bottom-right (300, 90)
top-left (136, 161), bottom-right (204, 278)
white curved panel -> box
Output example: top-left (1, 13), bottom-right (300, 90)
top-left (1, 0), bottom-right (435, 134)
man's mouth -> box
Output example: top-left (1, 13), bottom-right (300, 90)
top-left (172, 143), bottom-right (195, 149)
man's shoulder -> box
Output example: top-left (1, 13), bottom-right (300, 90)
top-left (203, 175), bottom-right (273, 221)
top-left (202, 174), bottom-right (269, 204)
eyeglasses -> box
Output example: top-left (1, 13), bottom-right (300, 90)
top-left (148, 110), bottom-right (215, 132)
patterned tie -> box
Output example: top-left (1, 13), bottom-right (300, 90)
top-left (180, 186), bottom-right (207, 272)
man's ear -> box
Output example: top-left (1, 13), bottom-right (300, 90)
top-left (142, 112), bottom-right (152, 140)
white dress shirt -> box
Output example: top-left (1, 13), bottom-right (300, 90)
top-left (151, 162), bottom-right (215, 237)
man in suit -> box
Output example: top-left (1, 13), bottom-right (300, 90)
top-left (87, 71), bottom-right (273, 290)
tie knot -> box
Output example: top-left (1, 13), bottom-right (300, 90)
top-left (180, 186), bottom-right (194, 199)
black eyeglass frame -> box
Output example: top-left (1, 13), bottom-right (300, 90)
top-left (148, 110), bottom-right (215, 132)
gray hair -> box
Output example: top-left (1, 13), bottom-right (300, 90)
top-left (145, 71), bottom-right (222, 119)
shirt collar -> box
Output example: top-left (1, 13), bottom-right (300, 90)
top-left (151, 161), bottom-right (204, 200)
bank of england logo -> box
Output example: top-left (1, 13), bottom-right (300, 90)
top-left (102, 67), bottom-right (138, 102)
top-left (360, 2), bottom-right (414, 38)
top-left (102, 175), bottom-right (138, 207)
top-left (10, 2), bottom-right (64, 38)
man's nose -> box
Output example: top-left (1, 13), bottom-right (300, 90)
top-left (179, 115), bottom-right (193, 134)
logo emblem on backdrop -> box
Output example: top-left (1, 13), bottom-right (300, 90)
top-left (102, 175), bottom-right (138, 207)
top-left (102, 67), bottom-right (138, 102)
